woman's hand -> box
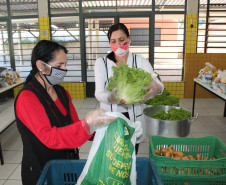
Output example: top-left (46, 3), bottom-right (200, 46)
top-left (107, 88), bottom-right (126, 105)
top-left (107, 88), bottom-right (117, 104)
top-left (84, 109), bottom-right (117, 134)
top-left (142, 79), bottom-right (162, 101)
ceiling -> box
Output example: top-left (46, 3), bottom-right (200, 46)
top-left (0, 0), bottom-right (225, 16)
top-left (0, 0), bottom-right (225, 30)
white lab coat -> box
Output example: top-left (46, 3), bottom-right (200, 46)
top-left (94, 52), bottom-right (164, 143)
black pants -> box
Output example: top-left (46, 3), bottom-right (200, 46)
top-left (122, 112), bottom-right (139, 155)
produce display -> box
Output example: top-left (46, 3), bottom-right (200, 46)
top-left (107, 62), bottom-right (152, 105)
top-left (155, 145), bottom-right (216, 160)
top-left (198, 62), bottom-right (226, 94)
top-left (197, 62), bottom-right (217, 85)
top-left (0, 68), bottom-right (21, 87)
top-left (152, 108), bottom-right (191, 120)
top-left (143, 89), bottom-right (179, 106)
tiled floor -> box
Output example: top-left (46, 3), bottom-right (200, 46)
top-left (0, 98), bottom-right (226, 185)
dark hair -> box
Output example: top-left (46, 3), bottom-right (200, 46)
top-left (107, 23), bottom-right (130, 62)
top-left (107, 23), bottom-right (130, 41)
top-left (25, 40), bottom-right (68, 84)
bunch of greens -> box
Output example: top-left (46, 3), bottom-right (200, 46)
top-left (144, 89), bottom-right (179, 106)
top-left (152, 108), bottom-right (191, 120)
top-left (107, 62), bottom-right (152, 105)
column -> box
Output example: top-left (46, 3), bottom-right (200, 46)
top-left (38, 0), bottom-right (50, 40)
top-left (184, 0), bottom-right (199, 97)
top-left (185, 0), bottom-right (199, 54)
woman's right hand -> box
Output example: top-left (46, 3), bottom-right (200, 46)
top-left (107, 88), bottom-right (117, 104)
top-left (85, 109), bottom-right (117, 134)
top-left (107, 88), bottom-right (126, 105)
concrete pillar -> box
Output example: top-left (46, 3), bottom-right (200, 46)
top-left (183, 0), bottom-right (199, 80)
top-left (38, 0), bottom-right (50, 40)
top-left (185, 0), bottom-right (199, 54)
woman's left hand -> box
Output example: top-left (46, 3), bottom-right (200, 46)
top-left (142, 80), bottom-right (162, 101)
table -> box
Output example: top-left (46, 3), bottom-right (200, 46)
top-left (0, 79), bottom-right (25, 165)
top-left (192, 78), bottom-right (226, 117)
top-left (0, 80), bottom-right (25, 94)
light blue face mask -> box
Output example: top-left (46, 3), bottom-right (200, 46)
top-left (42, 62), bottom-right (67, 85)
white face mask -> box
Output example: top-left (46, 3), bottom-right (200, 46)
top-left (110, 41), bottom-right (130, 57)
top-left (42, 62), bottom-right (67, 85)
top-left (114, 47), bottom-right (129, 56)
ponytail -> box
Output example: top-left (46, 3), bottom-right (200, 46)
top-left (107, 51), bottom-right (116, 63)
top-left (25, 68), bottom-right (38, 85)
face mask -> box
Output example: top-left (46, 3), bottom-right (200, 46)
top-left (42, 62), bottom-right (67, 85)
top-left (110, 41), bottom-right (129, 57)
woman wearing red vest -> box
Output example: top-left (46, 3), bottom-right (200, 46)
top-left (14, 40), bottom-right (116, 185)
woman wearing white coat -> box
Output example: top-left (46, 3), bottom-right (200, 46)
top-left (94, 23), bottom-right (164, 154)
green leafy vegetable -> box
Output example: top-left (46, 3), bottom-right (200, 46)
top-left (152, 108), bottom-right (191, 120)
top-left (107, 62), bottom-right (152, 105)
top-left (144, 89), bottom-right (179, 106)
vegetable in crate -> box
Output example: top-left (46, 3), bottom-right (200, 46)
top-left (152, 108), bottom-right (191, 120)
top-left (144, 89), bottom-right (179, 106)
top-left (107, 62), bottom-right (152, 105)
top-left (155, 145), bottom-right (216, 160)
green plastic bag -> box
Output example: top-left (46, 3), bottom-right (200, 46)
top-left (78, 112), bottom-right (140, 185)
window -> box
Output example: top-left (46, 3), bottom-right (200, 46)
top-left (130, 28), bottom-right (161, 46)
top-left (12, 19), bottom-right (39, 78)
top-left (0, 22), bottom-right (10, 68)
top-left (51, 16), bottom-right (81, 81)
top-left (154, 14), bottom-right (185, 81)
top-left (85, 18), bottom-right (114, 82)
top-left (198, 0), bottom-right (226, 53)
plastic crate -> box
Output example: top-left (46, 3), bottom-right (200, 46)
top-left (161, 174), bottom-right (226, 185)
top-left (37, 157), bottom-right (163, 185)
top-left (149, 136), bottom-right (226, 180)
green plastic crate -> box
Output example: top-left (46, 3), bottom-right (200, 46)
top-left (149, 136), bottom-right (226, 179)
top-left (161, 174), bottom-right (226, 185)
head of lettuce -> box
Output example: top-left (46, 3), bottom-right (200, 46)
top-left (107, 62), bottom-right (152, 105)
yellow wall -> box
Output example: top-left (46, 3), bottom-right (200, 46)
top-left (59, 82), bottom-right (86, 99)
top-left (163, 82), bottom-right (185, 98)
top-left (185, 14), bottom-right (198, 54)
top-left (13, 82), bottom-right (86, 99)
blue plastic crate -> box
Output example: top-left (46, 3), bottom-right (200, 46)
top-left (37, 157), bottom-right (163, 185)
